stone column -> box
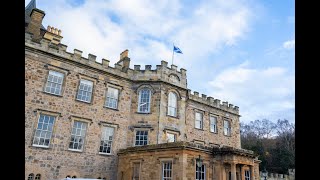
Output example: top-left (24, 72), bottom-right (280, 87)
top-left (215, 163), bottom-right (223, 180)
top-left (250, 165), bottom-right (254, 180)
top-left (239, 165), bottom-right (243, 180)
top-left (231, 162), bottom-right (237, 180)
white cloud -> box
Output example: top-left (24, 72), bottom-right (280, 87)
top-left (283, 39), bottom-right (295, 50)
top-left (207, 61), bottom-right (295, 123)
top-left (26, 0), bottom-right (295, 123)
top-left (26, 0), bottom-right (255, 67)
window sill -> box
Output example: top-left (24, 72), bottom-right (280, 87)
top-left (166, 114), bottom-right (179, 119)
top-left (31, 144), bottom-right (50, 149)
top-left (136, 112), bottom-right (151, 114)
top-left (134, 144), bottom-right (149, 147)
top-left (68, 149), bottom-right (83, 153)
top-left (42, 91), bottom-right (63, 97)
top-left (210, 131), bottom-right (218, 134)
top-left (223, 134), bottom-right (232, 137)
top-left (75, 99), bottom-right (92, 104)
top-left (98, 152), bottom-right (113, 156)
top-left (194, 128), bottom-right (204, 131)
top-left (103, 106), bottom-right (119, 111)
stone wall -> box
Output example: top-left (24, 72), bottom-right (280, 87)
top-left (117, 142), bottom-right (259, 180)
top-left (259, 169), bottom-right (295, 180)
top-left (185, 98), bottom-right (241, 148)
top-left (117, 142), bottom-right (214, 180)
top-left (25, 48), bottom-right (133, 179)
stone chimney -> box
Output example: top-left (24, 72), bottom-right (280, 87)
top-left (120, 49), bottom-right (129, 60)
top-left (26, 8), bottom-right (45, 42)
top-left (116, 49), bottom-right (130, 71)
top-left (43, 25), bottom-right (63, 45)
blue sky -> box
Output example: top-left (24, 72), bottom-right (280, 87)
top-left (26, 0), bottom-right (295, 124)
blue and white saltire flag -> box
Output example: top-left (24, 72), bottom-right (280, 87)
top-left (173, 45), bottom-right (183, 54)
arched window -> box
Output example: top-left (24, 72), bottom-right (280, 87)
top-left (72, 176), bottom-right (77, 178)
top-left (97, 177), bottom-right (101, 179)
top-left (28, 173), bottom-right (34, 180)
top-left (138, 88), bottom-right (151, 113)
top-left (66, 175), bottom-right (71, 178)
top-left (35, 174), bottom-right (41, 180)
top-left (167, 92), bottom-right (177, 117)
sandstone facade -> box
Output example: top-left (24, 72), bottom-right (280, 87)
top-left (25, 1), bottom-right (260, 180)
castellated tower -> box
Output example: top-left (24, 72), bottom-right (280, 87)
top-left (25, 1), bottom-right (260, 179)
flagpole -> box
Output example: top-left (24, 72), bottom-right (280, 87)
top-left (172, 43), bottom-right (174, 65)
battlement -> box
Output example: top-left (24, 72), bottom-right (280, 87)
top-left (25, 32), bottom-right (187, 88)
top-left (187, 89), bottom-right (239, 115)
top-left (25, 32), bottom-right (240, 113)
top-left (259, 171), bottom-right (294, 180)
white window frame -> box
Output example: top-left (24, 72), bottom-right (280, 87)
top-left (167, 92), bottom-right (177, 117)
top-left (99, 126), bottom-right (115, 155)
top-left (76, 79), bottom-right (93, 103)
top-left (162, 161), bottom-right (173, 180)
top-left (32, 114), bottom-right (56, 148)
top-left (68, 120), bottom-right (88, 151)
top-left (138, 88), bottom-right (151, 113)
top-left (195, 164), bottom-right (206, 180)
top-left (44, 70), bottom-right (64, 95)
top-left (210, 115), bottom-right (217, 133)
top-left (224, 119), bottom-right (231, 136)
top-left (166, 132), bottom-right (176, 143)
top-left (245, 170), bottom-right (250, 180)
top-left (195, 112), bottom-right (203, 129)
top-left (134, 130), bottom-right (148, 146)
top-left (105, 87), bottom-right (119, 109)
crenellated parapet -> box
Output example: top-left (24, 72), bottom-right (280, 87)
top-left (131, 60), bottom-right (187, 88)
top-left (187, 89), bottom-right (239, 115)
top-left (25, 33), bottom-right (187, 88)
top-left (25, 32), bottom-right (239, 110)
top-left (259, 172), bottom-right (292, 180)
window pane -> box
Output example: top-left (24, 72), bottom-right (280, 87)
top-left (167, 133), bottom-right (175, 142)
top-left (69, 121), bottom-right (87, 150)
top-left (135, 130), bottom-right (148, 146)
top-left (196, 164), bottom-right (205, 180)
top-left (99, 127), bottom-right (114, 154)
top-left (195, 120), bottom-right (200, 129)
top-left (33, 114), bottom-right (55, 147)
top-left (168, 92), bottom-right (177, 117)
top-left (162, 162), bottom-right (172, 179)
top-left (45, 71), bottom-right (64, 95)
top-left (105, 87), bottom-right (119, 109)
top-left (210, 116), bottom-right (217, 132)
top-left (138, 88), bottom-right (151, 112)
top-left (77, 80), bottom-right (93, 102)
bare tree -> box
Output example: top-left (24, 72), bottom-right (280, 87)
top-left (276, 119), bottom-right (295, 167)
top-left (249, 119), bottom-right (276, 139)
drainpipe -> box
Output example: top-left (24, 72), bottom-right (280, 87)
top-left (157, 84), bottom-right (162, 144)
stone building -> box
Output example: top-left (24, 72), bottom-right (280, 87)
top-left (25, 0), bottom-right (260, 180)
